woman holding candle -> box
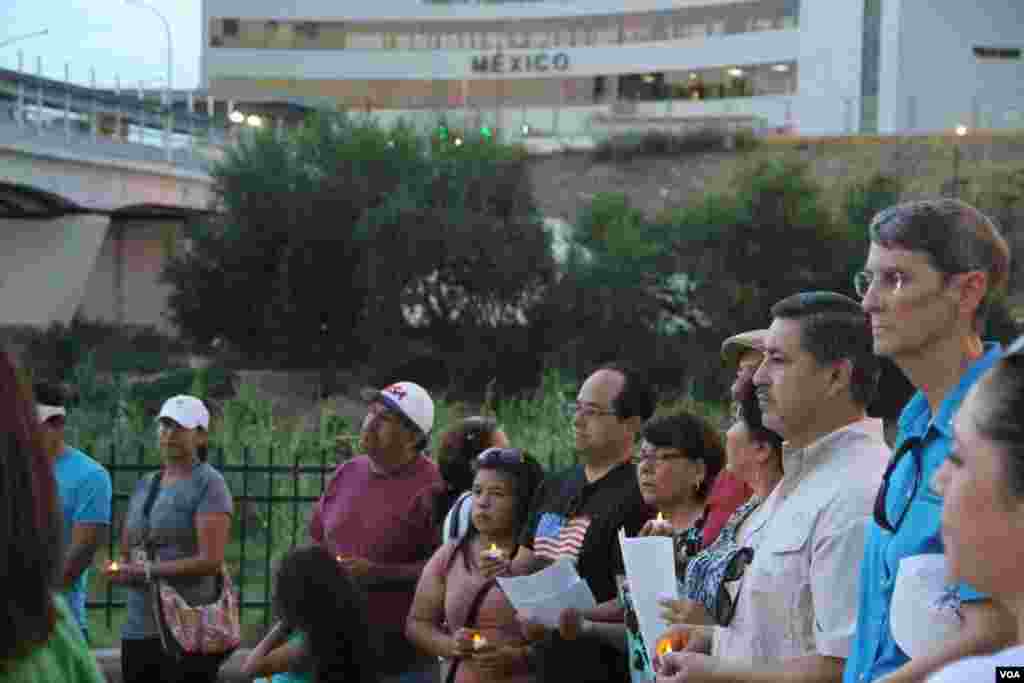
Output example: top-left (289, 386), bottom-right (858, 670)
top-left (406, 447), bottom-right (545, 683)
top-left (0, 351), bottom-right (106, 682)
top-left (241, 545), bottom-right (379, 683)
top-left (652, 380), bottom-right (784, 665)
top-left (107, 395), bottom-right (234, 683)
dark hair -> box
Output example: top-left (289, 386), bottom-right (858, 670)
top-left (433, 416), bottom-right (501, 527)
top-left (770, 291), bottom-right (880, 407)
top-left (735, 380), bottom-right (784, 455)
top-left (447, 450), bottom-right (546, 572)
top-left (1, 352), bottom-right (62, 661)
top-left (32, 382), bottom-right (68, 409)
top-left (273, 546), bottom-right (379, 683)
top-left (642, 412), bottom-right (725, 500)
top-left (869, 198), bottom-right (1011, 330)
top-left (598, 362), bottom-right (656, 422)
top-left (970, 348), bottom-right (1024, 500)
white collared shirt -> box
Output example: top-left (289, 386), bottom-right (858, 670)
top-left (713, 418), bottom-right (890, 663)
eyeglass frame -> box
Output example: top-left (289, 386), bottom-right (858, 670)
top-left (854, 269), bottom-right (909, 299)
top-left (630, 443), bottom-right (695, 467)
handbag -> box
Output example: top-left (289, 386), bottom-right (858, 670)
top-left (141, 470), bottom-right (241, 660)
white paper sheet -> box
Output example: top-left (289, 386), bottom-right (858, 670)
top-left (618, 528), bottom-right (679, 659)
top-left (891, 554), bottom-right (963, 658)
top-left (497, 558), bottom-right (597, 629)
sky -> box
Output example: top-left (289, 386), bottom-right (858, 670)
top-left (3, 1), bottom-right (202, 90)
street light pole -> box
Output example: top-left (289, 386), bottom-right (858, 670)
top-left (0, 29), bottom-right (48, 49)
top-left (952, 124), bottom-right (967, 199)
top-left (126, 0), bottom-right (173, 160)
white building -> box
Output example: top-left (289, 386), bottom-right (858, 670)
top-left (201, 0), bottom-right (1023, 138)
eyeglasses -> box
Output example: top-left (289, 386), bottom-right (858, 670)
top-left (630, 446), bottom-right (690, 466)
top-left (477, 447), bottom-right (524, 466)
top-left (872, 437), bottom-right (923, 534)
top-left (564, 401), bottom-right (617, 419)
top-left (854, 269), bottom-right (906, 298)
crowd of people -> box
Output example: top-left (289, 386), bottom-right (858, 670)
top-left (2, 196), bottom-right (1024, 683)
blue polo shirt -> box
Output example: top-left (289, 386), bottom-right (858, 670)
top-left (843, 343), bottom-right (1002, 683)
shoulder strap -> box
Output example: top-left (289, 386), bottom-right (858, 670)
top-left (443, 577), bottom-right (496, 683)
top-left (448, 491), bottom-right (470, 541)
top-left (141, 471), bottom-right (163, 547)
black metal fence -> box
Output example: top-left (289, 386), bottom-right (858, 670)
top-left (87, 445), bottom-right (341, 632)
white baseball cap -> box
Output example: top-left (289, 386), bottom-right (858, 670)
top-left (362, 381), bottom-right (434, 437)
top-left (157, 395), bottom-right (210, 430)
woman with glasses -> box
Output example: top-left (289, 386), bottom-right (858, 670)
top-left (925, 337), bottom-right (1024, 680)
top-left (406, 447), bottom-right (545, 683)
top-left (654, 382), bottom-right (783, 657)
top-left (0, 352), bottom-right (106, 682)
top-left (434, 416), bottom-right (511, 542)
top-left (107, 395), bottom-right (234, 683)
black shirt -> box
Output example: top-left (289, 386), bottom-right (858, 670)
top-left (520, 460), bottom-right (652, 683)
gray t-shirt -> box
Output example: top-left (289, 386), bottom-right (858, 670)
top-left (120, 462), bottom-right (233, 640)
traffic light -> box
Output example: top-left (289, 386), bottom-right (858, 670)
top-left (438, 125), bottom-right (448, 141)
top-left (480, 126), bottom-right (492, 139)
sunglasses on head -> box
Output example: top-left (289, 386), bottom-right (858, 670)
top-left (476, 447), bottom-right (524, 466)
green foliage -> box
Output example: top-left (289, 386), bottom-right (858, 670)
top-left (842, 172), bottom-right (904, 234)
top-left (663, 159), bottom-right (865, 395)
top-left (165, 110), bottom-right (553, 393)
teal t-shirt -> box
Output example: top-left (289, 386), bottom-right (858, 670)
top-left (0, 594), bottom-right (106, 683)
top-left (54, 446), bottom-right (112, 636)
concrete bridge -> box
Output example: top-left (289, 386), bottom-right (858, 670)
top-left (0, 112), bottom-right (217, 333)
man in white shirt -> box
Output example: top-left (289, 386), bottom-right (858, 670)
top-left (657, 291), bottom-right (890, 683)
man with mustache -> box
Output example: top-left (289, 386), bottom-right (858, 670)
top-left (657, 292), bottom-right (889, 683)
top-left (309, 381), bottom-right (442, 683)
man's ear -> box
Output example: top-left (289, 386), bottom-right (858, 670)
top-left (955, 270), bottom-right (989, 322)
top-left (826, 358), bottom-right (854, 399)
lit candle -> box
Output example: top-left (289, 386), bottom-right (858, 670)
top-left (656, 637), bottom-right (673, 657)
top-left (656, 512), bottom-right (666, 522)
top-left (109, 561), bottom-right (119, 572)
top-left (484, 543), bottom-right (505, 561)
top-left (472, 633), bottom-right (487, 650)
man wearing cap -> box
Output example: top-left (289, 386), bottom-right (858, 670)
top-left (35, 382), bottom-right (112, 642)
top-left (309, 381), bottom-right (443, 683)
top-left (721, 329), bottom-right (769, 405)
top-left (657, 292), bottom-right (889, 683)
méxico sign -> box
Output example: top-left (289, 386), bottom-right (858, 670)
top-left (470, 52), bottom-right (570, 74)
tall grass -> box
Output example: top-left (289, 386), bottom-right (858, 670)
top-left (67, 360), bottom-right (726, 647)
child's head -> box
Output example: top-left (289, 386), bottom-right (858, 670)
top-left (273, 545), bottom-right (377, 683)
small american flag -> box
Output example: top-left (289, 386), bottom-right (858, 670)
top-left (534, 512), bottom-right (591, 563)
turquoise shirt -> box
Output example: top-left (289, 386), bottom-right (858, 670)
top-left (54, 446), bottom-right (112, 638)
top-left (843, 343), bottom-right (1002, 683)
